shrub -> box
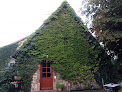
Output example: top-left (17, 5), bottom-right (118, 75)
top-left (56, 83), bottom-right (64, 88)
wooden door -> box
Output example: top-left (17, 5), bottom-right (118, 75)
top-left (40, 62), bottom-right (53, 90)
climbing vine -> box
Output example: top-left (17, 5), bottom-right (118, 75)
top-left (0, 43), bottom-right (18, 92)
top-left (13, 1), bottom-right (107, 91)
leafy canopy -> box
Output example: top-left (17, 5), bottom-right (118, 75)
top-left (81, 0), bottom-right (122, 83)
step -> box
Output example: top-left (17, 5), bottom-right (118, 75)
top-left (38, 90), bottom-right (54, 92)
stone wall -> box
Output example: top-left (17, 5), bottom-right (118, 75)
top-left (31, 64), bottom-right (100, 92)
top-left (53, 72), bottom-right (100, 91)
top-left (31, 65), bottom-right (40, 92)
top-left (53, 71), bottom-right (70, 91)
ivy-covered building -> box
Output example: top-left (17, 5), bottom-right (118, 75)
top-left (0, 36), bottom-right (28, 92)
top-left (12, 1), bottom-right (105, 92)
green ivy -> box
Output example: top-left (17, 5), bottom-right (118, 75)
top-left (0, 43), bottom-right (18, 91)
top-left (14, 1), bottom-right (107, 91)
top-left (0, 43), bottom-right (18, 71)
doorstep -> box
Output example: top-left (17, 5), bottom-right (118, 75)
top-left (39, 90), bottom-right (54, 92)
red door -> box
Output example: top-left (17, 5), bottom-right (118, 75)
top-left (40, 62), bottom-right (53, 90)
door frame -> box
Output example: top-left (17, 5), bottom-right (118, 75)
top-left (40, 61), bottom-right (53, 90)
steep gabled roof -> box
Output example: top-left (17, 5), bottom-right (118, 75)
top-left (13, 1), bottom-right (103, 91)
top-left (37, 1), bottom-right (85, 31)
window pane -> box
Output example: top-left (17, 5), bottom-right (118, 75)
top-left (47, 68), bottom-right (51, 72)
top-left (42, 73), bottom-right (46, 78)
top-left (42, 63), bottom-right (46, 67)
top-left (47, 73), bottom-right (51, 77)
top-left (47, 63), bottom-right (50, 67)
top-left (42, 68), bottom-right (46, 72)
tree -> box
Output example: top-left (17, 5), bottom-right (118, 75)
top-left (81, 0), bottom-right (122, 83)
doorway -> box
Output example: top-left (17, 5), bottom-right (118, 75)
top-left (40, 61), bottom-right (53, 90)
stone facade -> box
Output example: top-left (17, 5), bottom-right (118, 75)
top-left (31, 65), bottom-right (40, 92)
top-left (53, 71), bottom-right (70, 91)
top-left (31, 64), bottom-right (100, 92)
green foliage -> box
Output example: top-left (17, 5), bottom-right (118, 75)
top-left (14, 1), bottom-right (105, 91)
top-left (0, 43), bottom-right (18, 91)
top-left (0, 43), bottom-right (18, 72)
top-left (56, 83), bottom-right (64, 88)
top-left (16, 76), bottom-right (21, 81)
top-left (0, 67), bottom-right (17, 92)
top-left (82, 0), bottom-right (122, 83)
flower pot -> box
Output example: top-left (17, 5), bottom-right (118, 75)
top-left (56, 83), bottom-right (64, 91)
top-left (58, 88), bottom-right (62, 91)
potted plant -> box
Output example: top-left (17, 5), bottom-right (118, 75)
top-left (56, 83), bottom-right (64, 91)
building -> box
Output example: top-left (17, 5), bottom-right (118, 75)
top-left (13, 1), bottom-right (100, 92)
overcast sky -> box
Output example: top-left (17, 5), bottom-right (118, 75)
top-left (0, 0), bottom-right (85, 47)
